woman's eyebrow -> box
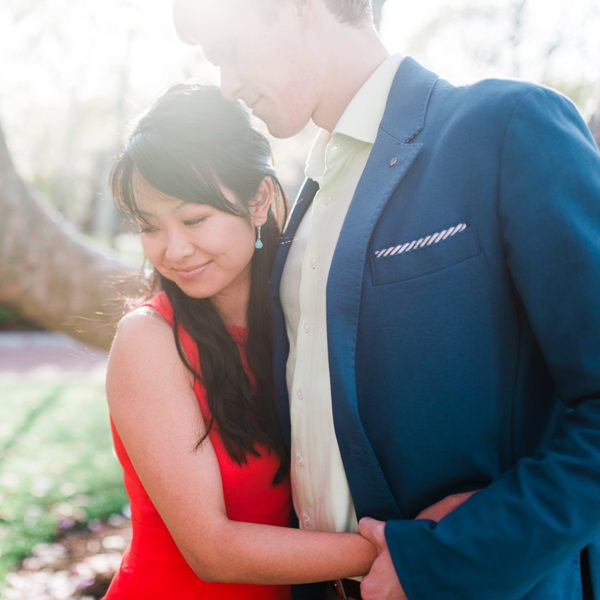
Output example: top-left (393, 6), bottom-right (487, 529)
top-left (135, 207), bottom-right (154, 219)
top-left (172, 201), bottom-right (190, 213)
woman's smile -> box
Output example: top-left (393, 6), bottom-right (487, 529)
top-left (172, 261), bottom-right (212, 281)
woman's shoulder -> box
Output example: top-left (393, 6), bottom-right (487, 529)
top-left (110, 294), bottom-right (178, 371)
top-left (138, 291), bottom-right (172, 319)
top-left (123, 291), bottom-right (172, 322)
top-left (110, 292), bottom-right (198, 386)
top-left (115, 292), bottom-right (171, 339)
top-left (107, 297), bottom-right (193, 408)
top-left (116, 303), bottom-right (171, 346)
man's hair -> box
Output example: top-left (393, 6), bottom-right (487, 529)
top-left (323, 0), bottom-right (372, 25)
top-left (260, 0), bottom-right (373, 25)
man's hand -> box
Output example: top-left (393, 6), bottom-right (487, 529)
top-left (358, 490), bottom-right (479, 599)
top-left (358, 517), bottom-right (407, 600)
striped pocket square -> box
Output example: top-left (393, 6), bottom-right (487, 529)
top-left (374, 223), bottom-right (469, 259)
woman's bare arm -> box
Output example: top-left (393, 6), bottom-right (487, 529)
top-left (106, 308), bottom-right (375, 584)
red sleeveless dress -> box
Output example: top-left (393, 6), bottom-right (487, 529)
top-left (103, 292), bottom-right (292, 599)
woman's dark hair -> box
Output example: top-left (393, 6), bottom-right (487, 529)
top-left (110, 83), bottom-right (288, 482)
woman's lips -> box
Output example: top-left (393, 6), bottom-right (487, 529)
top-left (173, 262), bottom-right (210, 280)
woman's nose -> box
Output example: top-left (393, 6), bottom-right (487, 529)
top-left (165, 232), bottom-right (194, 261)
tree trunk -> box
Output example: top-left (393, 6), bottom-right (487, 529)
top-left (0, 124), bottom-right (143, 352)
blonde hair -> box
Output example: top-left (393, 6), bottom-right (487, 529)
top-left (323, 0), bottom-right (372, 24)
top-left (260, 0), bottom-right (373, 25)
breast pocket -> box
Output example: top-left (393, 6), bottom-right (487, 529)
top-left (370, 223), bottom-right (481, 285)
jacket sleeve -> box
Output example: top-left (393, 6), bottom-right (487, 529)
top-left (386, 87), bottom-right (600, 599)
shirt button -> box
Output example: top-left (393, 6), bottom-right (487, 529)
top-left (303, 322), bottom-right (311, 333)
top-left (295, 454), bottom-right (304, 467)
top-left (296, 389), bottom-right (303, 400)
top-left (309, 257), bottom-right (318, 270)
top-left (321, 195), bottom-right (331, 206)
top-left (302, 513), bottom-right (311, 527)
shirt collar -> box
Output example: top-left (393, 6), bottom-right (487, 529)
top-left (305, 53), bottom-right (404, 182)
top-left (334, 53), bottom-right (404, 144)
top-left (305, 129), bottom-right (330, 184)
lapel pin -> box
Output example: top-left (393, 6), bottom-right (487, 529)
top-left (389, 156), bottom-right (398, 167)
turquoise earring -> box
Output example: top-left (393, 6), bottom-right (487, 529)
top-left (255, 225), bottom-right (263, 250)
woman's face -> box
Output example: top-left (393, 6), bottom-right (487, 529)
top-left (132, 174), bottom-right (257, 324)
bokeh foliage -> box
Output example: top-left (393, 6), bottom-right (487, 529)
top-left (0, 382), bottom-right (128, 589)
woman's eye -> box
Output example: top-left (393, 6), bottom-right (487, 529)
top-left (138, 224), bottom-right (157, 234)
top-left (184, 216), bottom-right (207, 227)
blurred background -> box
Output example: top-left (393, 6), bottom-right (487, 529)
top-left (1, 0), bottom-right (599, 597)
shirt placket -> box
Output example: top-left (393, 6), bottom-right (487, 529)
top-left (290, 137), bottom-right (347, 530)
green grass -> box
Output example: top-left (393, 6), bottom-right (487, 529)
top-left (0, 306), bottom-right (20, 328)
top-left (0, 381), bottom-right (128, 589)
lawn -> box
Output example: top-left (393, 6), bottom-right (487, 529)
top-left (0, 381), bottom-right (128, 590)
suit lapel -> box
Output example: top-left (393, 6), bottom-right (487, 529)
top-left (272, 179), bottom-right (319, 289)
top-left (327, 58), bottom-right (439, 518)
top-left (271, 179), bottom-right (319, 447)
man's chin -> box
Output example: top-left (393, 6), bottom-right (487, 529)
top-left (248, 99), bottom-right (312, 138)
top-left (262, 116), bottom-right (311, 139)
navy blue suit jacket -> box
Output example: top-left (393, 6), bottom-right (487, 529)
top-left (272, 57), bottom-right (600, 599)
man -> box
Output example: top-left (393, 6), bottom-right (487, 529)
top-left (173, 1), bottom-right (600, 598)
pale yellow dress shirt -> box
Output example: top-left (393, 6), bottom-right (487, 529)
top-left (280, 54), bottom-right (404, 534)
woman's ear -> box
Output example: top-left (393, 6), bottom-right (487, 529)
top-left (250, 176), bottom-right (275, 226)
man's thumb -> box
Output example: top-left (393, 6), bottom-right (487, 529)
top-left (358, 517), bottom-right (386, 547)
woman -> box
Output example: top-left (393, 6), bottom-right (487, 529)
top-left (103, 83), bottom-right (375, 599)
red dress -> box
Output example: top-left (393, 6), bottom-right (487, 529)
top-left (103, 292), bottom-right (292, 600)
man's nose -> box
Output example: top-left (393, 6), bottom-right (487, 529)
top-left (172, 0), bottom-right (200, 45)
